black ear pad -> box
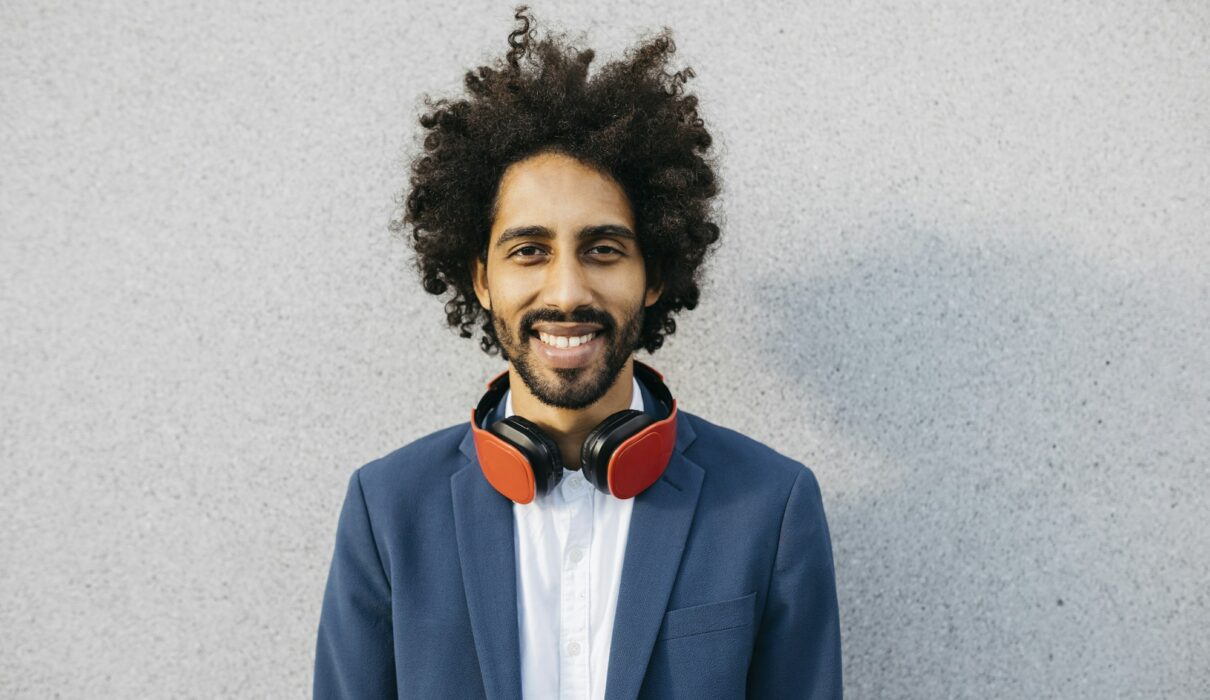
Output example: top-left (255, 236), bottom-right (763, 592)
top-left (488, 415), bottom-right (566, 495)
top-left (580, 409), bottom-right (653, 493)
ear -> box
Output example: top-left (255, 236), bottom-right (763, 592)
top-left (471, 254), bottom-right (491, 310)
top-left (644, 283), bottom-right (663, 308)
top-left (643, 267), bottom-right (663, 308)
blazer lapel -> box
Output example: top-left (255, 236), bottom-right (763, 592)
top-left (453, 430), bottom-right (522, 700)
top-left (605, 411), bottom-right (702, 700)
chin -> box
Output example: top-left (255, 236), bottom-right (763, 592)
top-left (519, 350), bottom-right (625, 410)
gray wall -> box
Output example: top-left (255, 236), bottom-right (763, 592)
top-left (2, 1), bottom-right (1206, 697)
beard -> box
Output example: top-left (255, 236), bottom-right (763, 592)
top-left (491, 300), bottom-right (644, 410)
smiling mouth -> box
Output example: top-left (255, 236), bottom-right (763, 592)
top-left (533, 330), bottom-right (599, 348)
top-left (526, 329), bottom-right (606, 369)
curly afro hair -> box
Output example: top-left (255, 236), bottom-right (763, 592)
top-left (394, 5), bottom-right (722, 356)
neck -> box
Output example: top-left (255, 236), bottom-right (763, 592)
top-left (509, 359), bottom-right (636, 471)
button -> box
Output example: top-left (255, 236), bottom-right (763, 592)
top-left (569, 547), bottom-right (585, 563)
top-left (567, 641), bottom-right (581, 656)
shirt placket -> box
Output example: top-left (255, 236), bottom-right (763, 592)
top-left (558, 470), bottom-right (593, 699)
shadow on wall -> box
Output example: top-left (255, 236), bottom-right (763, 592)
top-left (746, 227), bottom-right (1207, 699)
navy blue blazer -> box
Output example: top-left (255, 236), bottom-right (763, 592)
top-left (314, 380), bottom-right (842, 698)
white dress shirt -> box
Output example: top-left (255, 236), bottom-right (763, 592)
top-left (504, 376), bottom-right (643, 700)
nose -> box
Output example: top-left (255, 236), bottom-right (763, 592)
top-left (539, 250), bottom-right (594, 314)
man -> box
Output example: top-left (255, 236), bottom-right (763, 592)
top-left (314, 7), bottom-right (842, 699)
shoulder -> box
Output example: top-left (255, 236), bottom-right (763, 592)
top-left (681, 409), bottom-right (812, 479)
top-left (353, 421), bottom-right (471, 501)
top-left (679, 409), bottom-right (822, 501)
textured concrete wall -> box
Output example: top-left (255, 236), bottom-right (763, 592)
top-left (2, 1), bottom-right (1206, 697)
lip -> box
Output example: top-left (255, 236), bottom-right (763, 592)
top-left (531, 323), bottom-right (603, 336)
top-left (529, 331), bottom-right (605, 369)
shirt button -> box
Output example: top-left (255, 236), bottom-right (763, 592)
top-left (569, 547), bottom-right (585, 563)
top-left (567, 641), bottom-right (581, 656)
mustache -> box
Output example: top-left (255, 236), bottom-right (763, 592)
top-left (521, 308), bottom-right (615, 336)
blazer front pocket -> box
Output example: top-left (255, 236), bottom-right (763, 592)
top-left (656, 591), bottom-right (756, 642)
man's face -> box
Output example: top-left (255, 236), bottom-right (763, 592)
top-left (472, 150), bottom-right (661, 410)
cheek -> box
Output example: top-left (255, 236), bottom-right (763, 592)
top-left (599, 265), bottom-right (649, 303)
top-left (484, 270), bottom-right (528, 308)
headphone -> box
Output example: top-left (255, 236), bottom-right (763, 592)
top-left (470, 360), bottom-right (678, 504)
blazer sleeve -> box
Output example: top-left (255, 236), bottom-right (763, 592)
top-left (746, 466), bottom-right (843, 698)
top-left (314, 468), bottom-right (397, 699)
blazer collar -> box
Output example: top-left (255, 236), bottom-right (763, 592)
top-left (453, 376), bottom-right (701, 700)
top-left (450, 456), bottom-right (523, 700)
top-left (601, 445), bottom-right (704, 700)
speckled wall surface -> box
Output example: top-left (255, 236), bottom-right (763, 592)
top-left (2, 1), bottom-right (1206, 697)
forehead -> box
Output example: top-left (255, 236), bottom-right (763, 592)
top-left (491, 151), bottom-right (634, 239)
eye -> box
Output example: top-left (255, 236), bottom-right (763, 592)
top-left (586, 245), bottom-right (624, 257)
top-left (510, 244), bottom-right (547, 259)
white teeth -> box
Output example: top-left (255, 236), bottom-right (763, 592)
top-left (537, 331), bottom-right (597, 348)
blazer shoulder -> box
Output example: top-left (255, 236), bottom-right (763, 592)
top-left (355, 421), bottom-right (470, 497)
top-left (680, 410), bottom-right (818, 489)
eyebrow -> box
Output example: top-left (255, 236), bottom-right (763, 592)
top-left (494, 224), bottom-right (636, 249)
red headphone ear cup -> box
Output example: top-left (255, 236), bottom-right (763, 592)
top-left (488, 415), bottom-right (564, 496)
top-left (580, 410), bottom-right (651, 494)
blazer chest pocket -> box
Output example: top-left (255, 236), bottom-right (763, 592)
top-left (656, 591), bottom-right (756, 642)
